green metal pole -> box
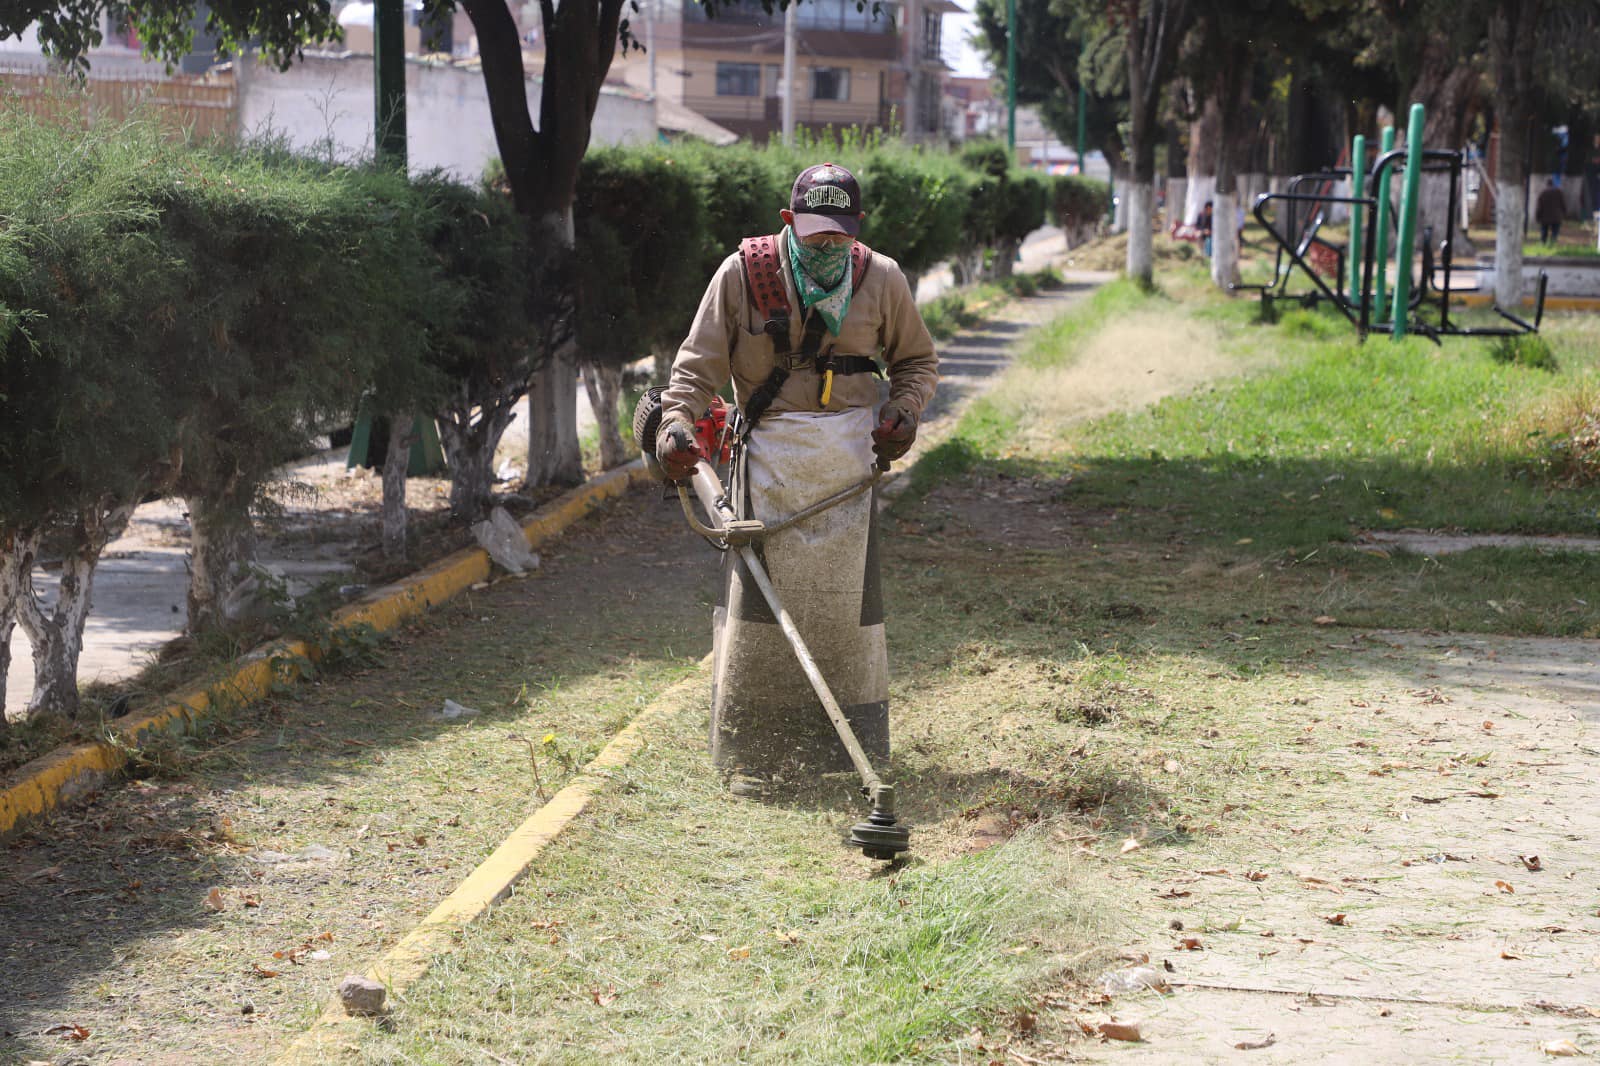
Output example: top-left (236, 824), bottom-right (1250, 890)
top-left (1347, 134), bottom-right (1366, 304)
top-left (1076, 82), bottom-right (1086, 174)
top-left (1389, 103), bottom-right (1425, 339)
top-left (1006, 0), bottom-right (1016, 151)
top-left (375, 0), bottom-right (407, 169)
top-left (1372, 125), bottom-right (1396, 322)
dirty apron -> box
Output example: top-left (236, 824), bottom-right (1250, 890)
top-left (710, 407), bottom-right (889, 776)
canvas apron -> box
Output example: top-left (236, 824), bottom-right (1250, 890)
top-left (710, 407), bottom-right (889, 776)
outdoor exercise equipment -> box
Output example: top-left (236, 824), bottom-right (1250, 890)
top-left (1239, 103), bottom-right (1548, 343)
top-left (632, 389), bottom-right (912, 863)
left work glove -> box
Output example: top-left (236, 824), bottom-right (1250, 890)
top-left (655, 421), bottom-right (702, 481)
top-left (871, 403), bottom-right (918, 465)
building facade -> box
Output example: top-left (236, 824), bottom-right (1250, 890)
top-left (597, 0), bottom-right (957, 143)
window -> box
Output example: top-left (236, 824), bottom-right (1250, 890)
top-left (811, 67), bottom-right (851, 101)
top-left (765, 64), bottom-right (784, 98)
top-left (921, 11), bottom-right (942, 61)
top-left (716, 62), bottom-right (762, 97)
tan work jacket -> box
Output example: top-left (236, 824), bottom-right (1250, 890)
top-left (660, 236), bottom-right (939, 432)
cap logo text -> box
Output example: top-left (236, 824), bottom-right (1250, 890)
top-left (803, 185), bottom-right (852, 210)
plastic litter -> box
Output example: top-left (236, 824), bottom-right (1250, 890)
top-left (1098, 966), bottom-right (1171, 995)
top-left (435, 698), bottom-right (480, 720)
top-left (471, 506), bottom-right (541, 575)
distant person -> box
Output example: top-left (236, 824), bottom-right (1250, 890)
top-left (1198, 200), bottom-right (1214, 256)
top-left (1535, 179), bottom-right (1566, 244)
top-left (1552, 126), bottom-right (1569, 188)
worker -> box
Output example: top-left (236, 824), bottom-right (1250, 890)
top-left (1536, 178), bottom-right (1567, 245)
top-left (654, 162), bottom-right (939, 797)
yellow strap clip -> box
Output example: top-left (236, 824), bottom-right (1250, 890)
top-left (820, 368), bottom-right (834, 406)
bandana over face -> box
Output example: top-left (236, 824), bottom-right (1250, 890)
top-left (785, 227), bottom-right (854, 336)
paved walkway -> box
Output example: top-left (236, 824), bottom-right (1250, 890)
top-left (3, 227), bottom-right (1090, 719)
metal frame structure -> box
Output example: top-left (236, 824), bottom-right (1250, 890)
top-left (1238, 131), bottom-right (1548, 344)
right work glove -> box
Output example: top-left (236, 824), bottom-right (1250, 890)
top-left (871, 403), bottom-right (918, 466)
top-left (655, 421), bottom-right (702, 481)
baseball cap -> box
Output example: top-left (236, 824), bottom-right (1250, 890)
top-left (790, 162), bottom-right (862, 237)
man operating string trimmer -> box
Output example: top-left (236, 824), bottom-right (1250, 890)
top-left (652, 162), bottom-right (938, 804)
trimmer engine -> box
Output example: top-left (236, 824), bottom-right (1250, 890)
top-left (632, 388), bottom-right (733, 479)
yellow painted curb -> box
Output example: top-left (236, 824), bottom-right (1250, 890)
top-left (274, 667), bottom-right (706, 1064)
top-left (0, 461), bottom-right (653, 839)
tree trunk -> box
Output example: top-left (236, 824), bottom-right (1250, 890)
top-left (1185, 94), bottom-right (1221, 226)
top-left (993, 237), bottom-right (1020, 279)
top-left (381, 412), bottom-right (414, 561)
top-left (583, 362), bottom-right (629, 470)
top-left (1124, 0), bottom-right (1190, 284)
top-left (1489, 0), bottom-right (1542, 308)
top-left (185, 493), bottom-right (260, 633)
top-left (1127, 183), bottom-right (1155, 283)
top-left (17, 503), bottom-right (134, 720)
top-left (439, 387), bottom-right (520, 520)
top-left (525, 208), bottom-right (584, 489)
top-left (1493, 180), bottom-right (1524, 305)
top-left (525, 349), bottom-right (584, 487)
top-left (0, 530), bottom-right (39, 733)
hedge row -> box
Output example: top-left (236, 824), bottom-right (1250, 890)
top-left (574, 135), bottom-right (1107, 361)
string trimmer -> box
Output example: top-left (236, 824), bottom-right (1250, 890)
top-left (633, 389), bottom-right (911, 863)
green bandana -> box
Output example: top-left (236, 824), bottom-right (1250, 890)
top-left (785, 227), bottom-right (854, 336)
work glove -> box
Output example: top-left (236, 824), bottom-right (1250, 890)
top-left (655, 421), bottom-right (702, 481)
top-left (871, 403), bottom-right (918, 466)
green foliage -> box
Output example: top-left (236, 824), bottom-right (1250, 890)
top-left (576, 147), bottom-right (712, 367)
top-left (1049, 174), bottom-right (1111, 231)
top-left (1490, 334), bottom-right (1559, 372)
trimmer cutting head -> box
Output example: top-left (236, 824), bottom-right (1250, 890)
top-left (848, 785), bottom-right (911, 862)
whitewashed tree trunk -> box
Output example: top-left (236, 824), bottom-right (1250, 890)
top-left (525, 349), bottom-right (583, 488)
top-left (583, 363), bottom-right (629, 470)
top-left (1126, 182), bottom-right (1154, 283)
top-left (1183, 175), bottom-right (1216, 227)
top-left (525, 208), bottom-right (584, 490)
top-left (0, 531), bottom-right (39, 733)
top-left (1112, 177), bottom-right (1129, 233)
top-left (1211, 189), bottom-right (1241, 289)
top-left (1494, 180), bottom-right (1525, 307)
top-left (185, 494), bottom-right (259, 634)
top-left (381, 413), bottom-right (414, 561)
top-left (17, 503), bottom-right (134, 719)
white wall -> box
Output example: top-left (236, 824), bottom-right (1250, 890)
top-left (236, 51), bottom-right (655, 182)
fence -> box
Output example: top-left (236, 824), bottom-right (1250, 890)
top-left (0, 70), bottom-right (237, 139)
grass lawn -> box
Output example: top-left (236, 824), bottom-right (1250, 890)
top-left (343, 272), bottom-right (1600, 1063)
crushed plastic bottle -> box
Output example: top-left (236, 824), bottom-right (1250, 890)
top-left (1098, 965), bottom-right (1171, 995)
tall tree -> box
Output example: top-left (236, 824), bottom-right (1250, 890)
top-left (1115, 0), bottom-right (1196, 283)
top-left (1486, 0), bottom-right (1543, 307)
top-left (973, 0), bottom-right (1129, 179)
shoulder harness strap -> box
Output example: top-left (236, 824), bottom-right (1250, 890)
top-left (737, 236), bottom-right (876, 431)
top-left (739, 235), bottom-right (875, 344)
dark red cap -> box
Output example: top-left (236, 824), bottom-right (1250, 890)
top-left (790, 162), bottom-right (862, 237)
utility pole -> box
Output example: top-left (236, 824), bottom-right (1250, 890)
top-left (1005, 0), bottom-right (1016, 150)
top-left (647, 0), bottom-right (657, 100)
top-left (374, 0), bottom-right (407, 168)
top-left (782, 0), bottom-right (797, 145)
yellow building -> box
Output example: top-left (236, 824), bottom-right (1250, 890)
top-left (599, 0), bottom-right (958, 143)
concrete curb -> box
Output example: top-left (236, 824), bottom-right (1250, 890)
top-left (274, 667), bottom-right (705, 1064)
top-left (0, 461), bottom-right (653, 840)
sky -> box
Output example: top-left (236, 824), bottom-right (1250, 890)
top-left (944, 10), bottom-right (992, 79)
